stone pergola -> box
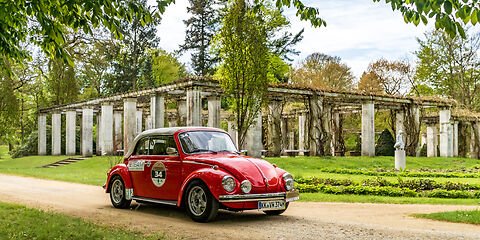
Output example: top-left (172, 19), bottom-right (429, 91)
top-left (37, 77), bottom-right (472, 159)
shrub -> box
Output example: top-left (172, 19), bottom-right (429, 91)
top-left (375, 129), bottom-right (395, 156)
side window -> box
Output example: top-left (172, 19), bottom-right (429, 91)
top-left (149, 136), bottom-right (178, 155)
top-left (134, 138), bottom-right (150, 155)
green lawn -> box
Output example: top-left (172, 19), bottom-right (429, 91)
top-left (0, 201), bottom-right (168, 239)
top-left (0, 145), bottom-right (118, 186)
top-left (266, 156), bottom-right (480, 177)
top-left (413, 209), bottom-right (480, 225)
top-left (2, 145), bottom-right (480, 205)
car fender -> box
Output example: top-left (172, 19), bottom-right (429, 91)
top-left (177, 168), bottom-right (231, 207)
top-left (105, 164), bottom-right (133, 193)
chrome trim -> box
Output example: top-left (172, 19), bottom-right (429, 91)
top-left (133, 196), bottom-right (177, 206)
top-left (219, 192), bottom-right (286, 203)
top-left (182, 161), bottom-right (213, 166)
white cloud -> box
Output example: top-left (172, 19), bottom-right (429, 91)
top-left (153, 0), bottom-right (434, 78)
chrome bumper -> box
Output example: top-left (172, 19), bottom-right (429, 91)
top-left (219, 190), bottom-right (299, 203)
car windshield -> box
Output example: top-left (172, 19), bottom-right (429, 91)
top-left (178, 131), bottom-right (238, 154)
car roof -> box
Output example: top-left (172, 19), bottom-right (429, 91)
top-left (124, 127), bottom-right (225, 158)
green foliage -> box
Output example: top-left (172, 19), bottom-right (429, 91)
top-left (151, 50), bottom-right (187, 85)
top-left (414, 210), bottom-right (480, 225)
top-left (0, 0), bottom-right (165, 70)
top-left (180, 0), bottom-right (219, 76)
top-left (414, 29), bottom-right (480, 110)
top-left (0, 202), bottom-right (168, 239)
top-left (214, 0), bottom-right (271, 147)
top-left (375, 129), bottom-right (395, 156)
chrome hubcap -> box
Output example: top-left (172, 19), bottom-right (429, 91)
top-left (188, 186), bottom-right (207, 216)
top-left (112, 179), bottom-right (124, 204)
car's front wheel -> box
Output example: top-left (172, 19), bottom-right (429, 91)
top-left (263, 202), bottom-right (289, 215)
top-left (185, 180), bottom-right (218, 222)
top-left (109, 175), bottom-right (131, 209)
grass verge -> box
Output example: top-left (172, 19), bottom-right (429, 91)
top-left (0, 201), bottom-right (168, 239)
top-left (413, 209), bottom-right (480, 225)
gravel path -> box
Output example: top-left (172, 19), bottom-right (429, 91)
top-left (0, 174), bottom-right (479, 240)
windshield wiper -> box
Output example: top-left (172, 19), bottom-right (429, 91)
top-left (190, 149), bottom-right (217, 154)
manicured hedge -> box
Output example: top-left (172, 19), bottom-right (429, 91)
top-left (316, 168), bottom-right (480, 178)
top-left (295, 177), bottom-right (480, 199)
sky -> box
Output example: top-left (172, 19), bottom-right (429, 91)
top-left (154, 0), bottom-right (434, 79)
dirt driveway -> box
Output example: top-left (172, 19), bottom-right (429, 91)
top-left (1, 174), bottom-right (479, 240)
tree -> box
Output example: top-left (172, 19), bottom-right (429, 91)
top-left (358, 59), bottom-right (413, 95)
top-left (0, 0), bottom-right (162, 71)
top-left (214, 0), bottom-right (271, 148)
top-left (415, 29), bottom-right (480, 110)
top-left (103, 0), bottom-right (161, 94)
top-left (180, 0), bottom-right (219, 76)
top-left (290, 53), bottom-right (355, 90)
top-left (151, 50), bottom-right (187, 85)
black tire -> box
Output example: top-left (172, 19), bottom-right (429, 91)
top-left (263, 202), bottom-right (289, 215)
top-left (185, 180), bottom-right (218, 222)
top-left (109, 175), bottom-right (131, 209)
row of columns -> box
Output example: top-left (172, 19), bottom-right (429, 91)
top-left (38, 89), bottom-right (222, 157)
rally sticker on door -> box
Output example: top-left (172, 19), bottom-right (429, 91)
top-left (151, 162), bottom-right (166, 187)
top-left (128, 160), bottom-right (144, 171)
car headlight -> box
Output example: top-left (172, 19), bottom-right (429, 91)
top-left (283, 173), bottom-right (295, 191)
top-left (240, 180), bottom-right (252, 193)
top-left (222, 176), bottom-right (236, 192)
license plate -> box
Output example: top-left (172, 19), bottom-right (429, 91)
top-left (258, 200), bottom-right (285, 210)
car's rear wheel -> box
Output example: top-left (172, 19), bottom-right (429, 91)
top-left (185, 180), bottom-right (218, 222)
top-left (263, 202), bottom-right (289, 215)
top-left (110, 175), bottom-right (131, 209)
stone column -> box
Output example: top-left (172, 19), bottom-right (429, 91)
top-left (396, 111), bottom-right (405, 140)
top-left (267, 100), bottom-right (282, 156)
top-left (207, 96), bottom-right (221, 128)
top-left (426, 124), bottom-right (437, 157)
top-left (309, 96), bottom-right (327, 156)
top-left (145, 115), bottom-right (152, 130)
top-left (227, 121), bottom-right (238, 147)
top-left (453, 121), bottom-right (459, 157)
top-left (38, 113), bottom-right (47, 155)
top-left (124, 98), bottom-right (137, 153)
top-left (246, 112), bottom-right (263, 158)
top-left (66, 110), bottom-right (76, 156)
top-left (177, 100), bottom-right (187, 126)
top-left (101, 103), bottom-right (114, 156)
top-left (168, 118), bottom-right (177, 127)
top-left (96, 112), bottom-right (102, 156)
top-left (361, 101), bottom-right (375, 157)
top-left (186, 87), bottom-right (202, 126)
top-left (331, 112), bottom-right (344, 156)
top-left (82, 107), bottom-right (93, 157)
top-left (280, 117), bottom-right (288, 153)
top-left (298, 113), bottom-right (307, 156)
top-left (113, 111), bottom-right (123, 154)
top-left (150, 93), bottom-right (165, 129)
top-left (288, 131), bottom-right (295, 150)
top-left (471, 122), bottom-right (480, 159)
top-left (439, 109), bottom-right (452, 157)
top-left (421, 133), bottom-right (427, 147)
top-left (51, 111), bottom-right (61, 156)
top-left (136, 109), bottom-right (143, 135)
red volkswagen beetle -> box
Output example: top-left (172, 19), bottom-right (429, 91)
top-left (104, 127), bottom-right (299, 222)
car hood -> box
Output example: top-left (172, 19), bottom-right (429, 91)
top-left (184, 154), bottom-right (280, 192)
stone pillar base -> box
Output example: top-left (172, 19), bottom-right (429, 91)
top-left (395, 149), bottom-right (406, 170)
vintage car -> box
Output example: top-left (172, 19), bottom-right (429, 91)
top-left (104, 127), bottom-right (299, 222)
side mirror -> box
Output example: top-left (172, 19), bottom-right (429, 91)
top-left (166, 147), bottom-right (178, 155)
